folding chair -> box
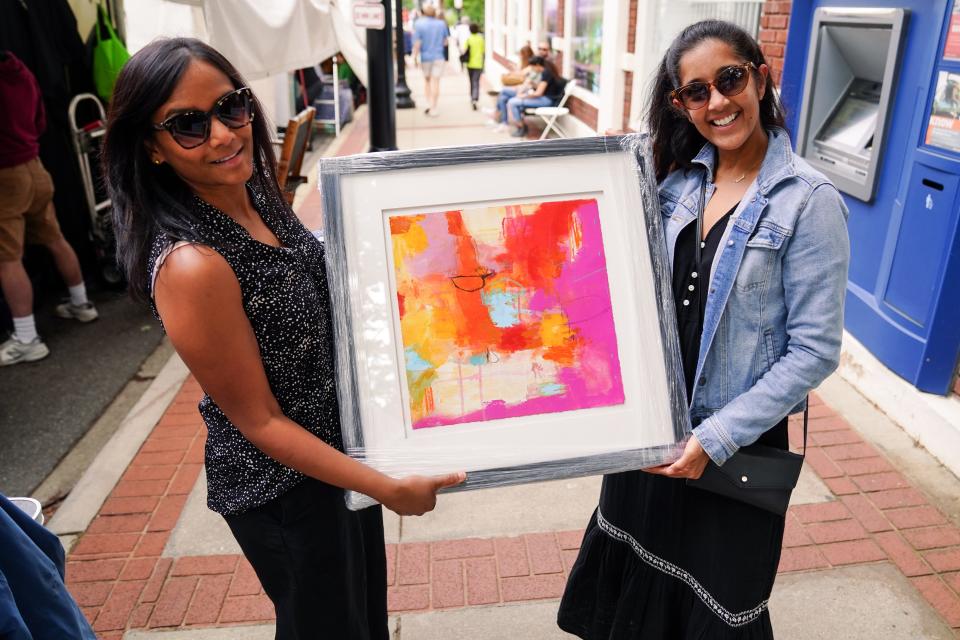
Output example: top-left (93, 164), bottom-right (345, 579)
top-left (526, 81), bottom-right (576, 140)
top-left (276, 106), bottom-right (316, 205)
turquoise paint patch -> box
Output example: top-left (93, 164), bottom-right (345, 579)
top-left (539, 382), bottom-right (566, 396)
top-left (481, 290), bottom-right (520, 328)
top-left (469, 354), bottom-right (487, 366)
top-left (405, 347), bottom-right (433, 372)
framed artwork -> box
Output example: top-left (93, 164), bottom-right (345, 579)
top-left (319, 136), bottom-right (689, 509)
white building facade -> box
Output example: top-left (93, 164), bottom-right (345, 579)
top-left (484, 0), bottom-right (765, 134)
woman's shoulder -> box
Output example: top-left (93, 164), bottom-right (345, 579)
top-left (761, 128), bottom-right (834, 193)
top-left (153, 241), bottom-right (234, 299)
top-left (761, 155), bottom-right (849, 234)
top-left (767, 151), bottom-right (846, 216)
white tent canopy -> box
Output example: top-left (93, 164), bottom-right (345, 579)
top-left (125, 0), bottom-right (369, 124)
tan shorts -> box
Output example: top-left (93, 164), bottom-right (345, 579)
top-left (0, 157), bottom-right (63, 261)
top-left (422, 59), bottom-right (446, 79)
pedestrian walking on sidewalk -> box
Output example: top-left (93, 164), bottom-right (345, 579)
top-left (463, 23), bottom-right (485, 110)
top-left (0, 50), bottom-right (99, 367)
top-left (453, 16), bottom-right (472, 71)
top-left (557, 20), bottom-right (850, 639)
top-left (412, 5), bottom-right (449, 117)
top-left (103, 38), bottom-right (464, 640)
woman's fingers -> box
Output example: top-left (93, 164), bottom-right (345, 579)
top-left (433, 471), bottom-right (467, 491)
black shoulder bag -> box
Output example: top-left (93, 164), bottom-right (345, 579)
top-left (685, 179), bottom-right (808, 516)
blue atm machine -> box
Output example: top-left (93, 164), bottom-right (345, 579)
top-left (782, 1), bottom-right (960, 394)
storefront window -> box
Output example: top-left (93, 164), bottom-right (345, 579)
top-left (508, 0), bottom-right (520, 56)
top-left (573, 0), bottom-right (602, 93)
top-left (542, 0), bottom-right (558, 38)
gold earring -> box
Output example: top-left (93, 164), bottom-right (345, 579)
top-left (153, 159), bottom-right (162, 165)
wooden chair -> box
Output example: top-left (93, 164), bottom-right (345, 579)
top-left (276, 106), bottom-right (316, 205)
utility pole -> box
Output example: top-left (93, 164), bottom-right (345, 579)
top-left (366, 0), bottom-right (398, 151)
top-left (395, 0), bottom-right (415, 108)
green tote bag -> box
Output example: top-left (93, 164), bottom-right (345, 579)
top-left (93, 4), bottom-right (130, 103)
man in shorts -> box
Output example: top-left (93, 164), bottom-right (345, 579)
top-left (0, 51), bottom-right (98, 366)
top-left (412, 5), bottom-right (449, 117)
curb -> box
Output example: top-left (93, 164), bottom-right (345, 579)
top-left (837, 331), bottom-right (960, 481)
top-left (48, 352), bottom-right (189, 537)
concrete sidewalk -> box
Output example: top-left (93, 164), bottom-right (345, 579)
top-left (53, 64), bottom-right (960, 639)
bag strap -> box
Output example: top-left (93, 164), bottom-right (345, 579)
top-left (801, 401), bottom-right (809, 456)
top-left (97, 3), bottom-right (120, 43)
top-left (697, 175), bottom-right (811, 458)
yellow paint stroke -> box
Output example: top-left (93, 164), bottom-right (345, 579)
top-left (539, 311), bottom-right (578, 366)
top-left (391, 215), bottom-right (429, 272)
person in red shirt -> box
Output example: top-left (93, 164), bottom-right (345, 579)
top-left (0, 50), bottom-right (98, 366)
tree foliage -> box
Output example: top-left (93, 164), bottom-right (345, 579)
top-left (460, 0), bottom-right (484, 28)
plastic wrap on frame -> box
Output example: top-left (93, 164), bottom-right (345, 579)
top-left (319, 135), bottom-right (692, 510)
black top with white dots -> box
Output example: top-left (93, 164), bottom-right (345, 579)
top-left (148, 188), bottom-right (343, 515)
top-left (671, 204), bottom-right (736, 398)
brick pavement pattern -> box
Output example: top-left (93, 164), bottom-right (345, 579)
top-left (63, 382), bottom-right (960, 637)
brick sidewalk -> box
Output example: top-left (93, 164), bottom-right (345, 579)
top-left (63, 381), bottom-right (960, 637)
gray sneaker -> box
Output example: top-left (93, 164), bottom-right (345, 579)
top-left (55, 301), bottom-right (99, 323)
top-left (0, 336), bottom-right (50, 366)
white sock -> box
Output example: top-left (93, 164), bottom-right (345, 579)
top-left (68, 283), bottom-right (88, 306)
top-left (13, 315), bottom-right (38, 343)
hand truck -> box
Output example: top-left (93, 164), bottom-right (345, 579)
top-left (68, 93), bottom-right (121, 284)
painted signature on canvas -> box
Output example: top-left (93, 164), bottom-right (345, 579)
top-left (389, 198), bottom-right (625, 429)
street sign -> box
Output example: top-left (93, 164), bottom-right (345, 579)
top-left (353, 3), bottom-right (385, 30)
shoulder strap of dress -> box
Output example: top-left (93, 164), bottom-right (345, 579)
top-left (150, 240), bottom-right (193, 300)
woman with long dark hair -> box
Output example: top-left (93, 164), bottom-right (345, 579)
top-left (558, 20), bottom-right (849, 638)
top-left (505, 55), bottom-right (565, 137)
top-left (103, 38), bottom-right (463, 638)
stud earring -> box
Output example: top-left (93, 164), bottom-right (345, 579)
top-left (153, 158), bottom-right (162, 165)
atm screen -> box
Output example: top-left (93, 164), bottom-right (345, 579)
top-left (816, 95), bottom-right (879, 156)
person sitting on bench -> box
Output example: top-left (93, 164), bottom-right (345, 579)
top-left (505, 56), bottom-right (565, 138)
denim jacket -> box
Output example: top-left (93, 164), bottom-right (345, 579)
top-left (658, 127), bottom-right (850, 466)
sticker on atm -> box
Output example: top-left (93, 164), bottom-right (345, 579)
top-left (926, 71), bottom-right (960, 153)
top-left (945, 6), bottom-right (960, 62)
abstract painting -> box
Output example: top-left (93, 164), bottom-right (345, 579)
top-left (389, 198), bottom-right (625, 429)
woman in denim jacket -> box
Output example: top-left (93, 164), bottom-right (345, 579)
top-left (558, 20), bottom-right (849, 639)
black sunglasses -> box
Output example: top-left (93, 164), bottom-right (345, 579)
top-left (152, 87), bottom-right (254, 149)
top-left (670, 62), bottom-right (756, 110)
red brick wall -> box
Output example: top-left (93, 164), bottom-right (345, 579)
top-left (557, 0), bottom-right (564, 38)
top-left (759, 1), bottom-right (791, 84)
top-left (569, 96), bottom-right (599, 131)
top-left (622, 71), bottom-right (634, 131)
top-left (620, 0), bottom-right (638, 131)
top-left (953, 372), bottom-right (960, 397)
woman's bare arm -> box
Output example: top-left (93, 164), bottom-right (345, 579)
top-left (154, 245), bottom-right (463, 515)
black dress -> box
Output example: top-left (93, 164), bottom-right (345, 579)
top-left (557, 204), bottom-right (788, 639)
top-left (148, 187), bottom-right (387, 640)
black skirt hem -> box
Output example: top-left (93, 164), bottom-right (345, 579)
top-left (557, 508), bottom-right (776, 640)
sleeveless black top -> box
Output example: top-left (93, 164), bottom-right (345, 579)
top-left (148, 188), bottom-right (343, 515)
